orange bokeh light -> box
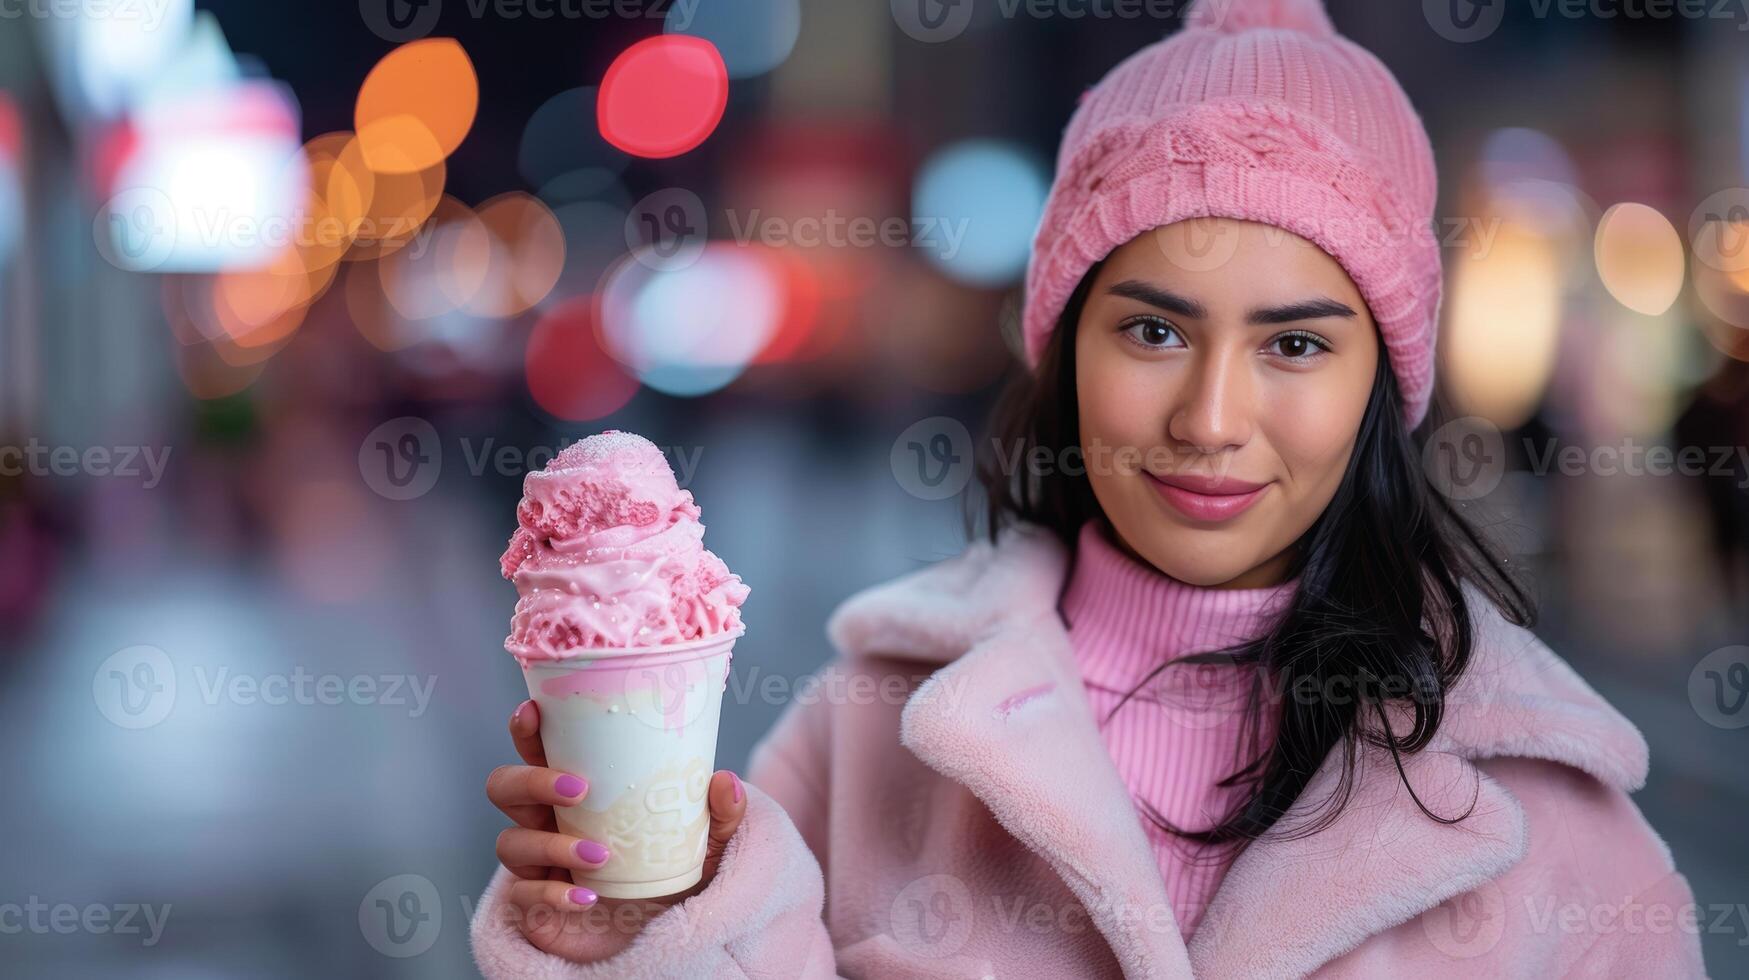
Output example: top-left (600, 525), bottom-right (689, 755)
top-left (301, 132), bottom-right (376, 268)
top-left (467, 192), bottom-right (566, 318)
top-left (344, 157), bottom-right (445, 261)
top-left (355, 38), bottom-right (479, 175)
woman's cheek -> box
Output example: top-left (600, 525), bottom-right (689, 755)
top-left (1263, 384), bottom-right (1365, 515)
top-left (1081, 355), bottom-right (1161, 454)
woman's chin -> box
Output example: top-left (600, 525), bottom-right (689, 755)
top-left (1143, 542), bottom-right (1260, 589)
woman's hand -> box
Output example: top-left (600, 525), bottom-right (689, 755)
top-left (484, 698), bottom-right (748, 962)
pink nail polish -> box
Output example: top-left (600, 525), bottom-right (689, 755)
top-left (555, 774), bottom-right (587, 799)
top-left (568, 887), bottom-right (597, 907)
top-left (512, 702), bottom-right (529, 726)
top-left (729, 771), bottom-right (743, 804)
top-left (574, 839), bottom-right (610, 865)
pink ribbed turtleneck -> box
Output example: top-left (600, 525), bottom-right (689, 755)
top-left (1059, 518), bottom-right (1296, 941)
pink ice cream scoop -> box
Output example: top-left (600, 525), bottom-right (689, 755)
top-left (501, 430), bottom-right (749, 663)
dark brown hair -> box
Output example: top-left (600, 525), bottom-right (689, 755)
top-left (966, 262), bottom-right (1533, 847)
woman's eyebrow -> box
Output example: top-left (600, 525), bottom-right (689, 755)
top-left (1107, 280), bottom-right (1207, 319)
top-left (1247, 297), bottom-right (1358, 324)
top-left (1107, 279), bottom-right (1357, 324)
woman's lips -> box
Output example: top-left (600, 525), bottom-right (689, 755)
top-left (1144, 471), bottom-right (1270, 523)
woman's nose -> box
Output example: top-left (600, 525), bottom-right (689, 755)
top-left (1166, 348), bottom-right (1254, 454)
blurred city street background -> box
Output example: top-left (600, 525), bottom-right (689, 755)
top-left (2, 0), bottom-right (1748, 975)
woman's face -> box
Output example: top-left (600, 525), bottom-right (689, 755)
top-left (1074, 218), bottom-right (1380, 589)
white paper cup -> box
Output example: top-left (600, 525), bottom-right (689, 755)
top-left (520, 626), bottom-right (740, 900)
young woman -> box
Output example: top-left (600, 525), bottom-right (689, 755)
top-left (472, 0), bottom-right (1705, 975)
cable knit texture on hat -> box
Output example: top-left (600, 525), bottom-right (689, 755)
top-left (1023, 0), bottom-right (1442, 427)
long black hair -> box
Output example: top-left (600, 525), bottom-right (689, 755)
top-left (967, 262), bottom-right (1533, 847)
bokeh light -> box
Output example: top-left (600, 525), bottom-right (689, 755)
top-left (597, 245), bottom-right (785, 396)
top-left (1477, 127), bottom-right (1579, 189)
top-left (1444, 217), bottom-right (1564, 428)
top-left (911, 139), bottom-right (1047, 287)
top-left (749, 247), bottom-right (820, 365)
top-left (377, 196), bottom-right (490, 320)
top-left (343, 157), bottom-right (446, 261)
top-left (1595, 202), bottom-right (1684, 316)
top-left (354, 39), bottom-right (479, 175)
top-left (163, 275), bottom-right (295, 366)
top-left (665, 0), bottom-right (801, 79)
top-left (524, 296), bottom-right (641, 420)
top-left (211, 246), bottom-right (330, 349)
top-left (466, 192), bottom-right (566, 318)
top-left (597, 36), bottom-right (729, 159)
top-left (99, 81), bottom-right (305, 273)
top-left (134, 11), bottom-right (238, 112)
top-left (299, 132), bottom-right (376, 270)
top-left (1692, 260), bottom-right (1749, 353)
top-left (517, 87), bottom-right (629, 202)
top-left (60, 0), bottom-right (196, 117)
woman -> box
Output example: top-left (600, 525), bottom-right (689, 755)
top-left (472, 0), bottom-right (1705, 975)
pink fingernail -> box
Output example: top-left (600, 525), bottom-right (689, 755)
top-left (574, 839), bottom-right (610, 865)
top-left (568, 887), bottom-right (597, 907)
top-left (555, 774), bottom-right (587, 799)
top-left (729, 771), bottom-right (743, 804)
top-left (512, 702), bottom-right (529, 725)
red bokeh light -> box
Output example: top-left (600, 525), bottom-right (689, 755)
top-left (597, 35), bottom-right (729, 159)
top-left (524, 297), bottom-right (640, 420)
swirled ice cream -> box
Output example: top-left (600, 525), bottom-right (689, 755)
top-left (501, 430), bottom-right (748, 663)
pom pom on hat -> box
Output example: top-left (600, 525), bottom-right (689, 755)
top-left (1185, 0), bottom-right (1336, 35)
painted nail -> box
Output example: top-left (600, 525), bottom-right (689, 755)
top-left (512, 702), bottom-right (529, 726)
top-left (729, 770), bottom-right (744, 804)
top-left (554, 774), bottom-right (587, 799)
top-left (568, 887), bottom-right (598, 908)
top-left (574, 839), bottom-right (610, 865)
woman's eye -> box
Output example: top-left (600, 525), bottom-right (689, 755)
top-left (1267, 331), bottom-right (1330, 359)
top-left (1120, 317), bottom-right (1182, 349)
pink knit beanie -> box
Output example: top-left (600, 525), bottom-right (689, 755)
top-left (1023, 0), bottom-right (1443, 428)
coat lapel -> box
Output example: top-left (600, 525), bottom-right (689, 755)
top-left (899, 613), bottom-right (1198, 979)
top-left (1185, 745), bottom-right (1527, 978)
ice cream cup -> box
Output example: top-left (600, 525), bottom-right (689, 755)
top-left (520, 626), bottom-right (741, 900)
